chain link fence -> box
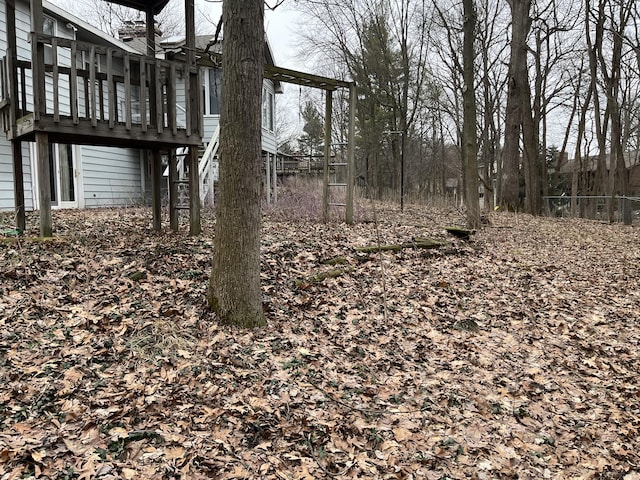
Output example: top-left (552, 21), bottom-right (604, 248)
top-left (543, 196), bottom-right (640, 225)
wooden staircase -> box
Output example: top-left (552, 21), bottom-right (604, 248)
top-left (166, 125), bottom-right (219, 209)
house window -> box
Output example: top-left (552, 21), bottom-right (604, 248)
top-left (203, 68), bottom-right (221, 115)
top-left (262, 88), bottom-right (274, 131)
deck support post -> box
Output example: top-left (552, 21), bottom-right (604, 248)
top-left (322, 89), bottom-right (333, 223)
top-left (12, 141), bottom-right (26, 232)
top-left (168, 149), bottom-right (178, 231)
top-left (151, 149), bottom-right (162, 231)
top-left (265, 154), bottom-right (271, 204)
top-left (272, 152), bottom-right (277, 203)
top-left (188, 146), bottom-right (201, 235)
top-left (346, 82), bottom-right (356, 225)
top-left (185, 0), bottom-right (201, 236)
top-left (35, 132), bottom-right (51, 237)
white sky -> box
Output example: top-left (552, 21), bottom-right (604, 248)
top-left (199, 1), bottom-right (306, 71)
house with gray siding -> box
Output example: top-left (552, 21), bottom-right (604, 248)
top-left (0, 0), bottom-right (147, 212)
top-left (0, 0), bottom-right (280, 220)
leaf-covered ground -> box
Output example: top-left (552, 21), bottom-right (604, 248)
top-left (1, 204), bottom-right (639, 479)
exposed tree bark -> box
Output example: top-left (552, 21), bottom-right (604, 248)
top-left (462, 0), bottom-right (480, 228)
top-left (501, 0), bottom-right (532, 211)
top-left (521, 62), bottom-right (541, 214)
top-left (585, 0), bottom-right (613, 219)
top-left (208, 0), bottom-right (266, 328)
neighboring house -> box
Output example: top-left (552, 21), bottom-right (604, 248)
top-left (556, 150), bottom-right (640, 195)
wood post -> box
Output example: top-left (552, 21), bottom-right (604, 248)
top-left (622, 197), bottom-right (632, 225)
top-left (265, 153), bottom-right (271, 204)
top-left (322, 90), bottom-right (333, 223)
top-left (346, 82), bottom-right (356, 225)
top-left (185, 0), bottom-right (201, 235)
top-left (30, 0), bottom-right (45, 122)
top-left (151, 149), bottom-right (162, 231)
top-left (188, 146), bottom-right (201, 235)
top-left (272, 152), bottom-right (277, 203)
top-left (12, 141), bottom-right (25, 232)
top-left (168, 149), bottom-right (178, 231)
top-left (36, 132), bottom-right (51, 237)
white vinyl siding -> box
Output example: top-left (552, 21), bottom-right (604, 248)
top-left (81, 146), bottom-right (143, 207)
top-left (0, 142), bottom-right (33, 211)
top-left (0, 0), bottom-right (35, 210)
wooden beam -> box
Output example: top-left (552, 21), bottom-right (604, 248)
top-left (12, 141), bottom-right (25, 232)
top-left (146, 9), bottom-right (161, 134)
top-left (52, 38), bottom-right (59, 122)
top-left (107, 49), bottom-right (114, 128)
top-left (272, 152), bottom-right (277, 203)
top-left (322, 90), bottom-right (332, 223)
top-left (5, 0), bottom-right (19, 127)
top-left (124, 54), bottom-right (132, 130)
top-left (206, 51), bottom-right (352, 91)
top-left (70, 42), bottom-right (78, 124)
top-left (168, 149), bottom-right (178, 231)
top-left (150, 149), bottom-right (162, 231)
top-left (265, 153), bottom-right (271, 204)
top-left (89, 46), bottom-right (97, 126)
top-left (36, 132), bottom-right (52, 237)
top-left (185, 0), bottom-right (195, 136)
top-left (346, 82), bottom-right (356, 225)
top-left (30, 0), bottom-right (45, 121)
top-left (188, 146), bottom-right (200, 235)
top-left (155, 62), bottom-right (163, 133)
top-left (140, 59), bottom-right (147, 132)
top-left (167, 63), bottom-right (177, 135)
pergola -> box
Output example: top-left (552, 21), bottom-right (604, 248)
top-left (205, 52), bottom-right (357, 224)
top-left (265, 64), bottom-right (356, 224)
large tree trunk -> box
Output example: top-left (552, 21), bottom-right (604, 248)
top-left (462, 0), bottom-right (480, 228)
top-left (521, 69), bottom-right (541, 214)
top-left (208, 0), bottom-right (266, 328)
top-left (501, 0), bottom-right (531, 211)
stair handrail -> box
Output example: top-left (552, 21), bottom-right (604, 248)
top-left (199, 125), bottom-right (220, 205)
top-left (162, 146), bottom-right (189, 178)
top-left (199, 125), bottom-right (220, 178)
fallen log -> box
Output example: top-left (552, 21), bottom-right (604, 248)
top-left (445, 227), bottom-right (475, 240)
top-left (297, 266), bottom-right (354, 287)
top-left (355, 238), bottom-right (447, 253)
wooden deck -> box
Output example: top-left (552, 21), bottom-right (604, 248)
top-left (1, 34), bottom-right (201, 149)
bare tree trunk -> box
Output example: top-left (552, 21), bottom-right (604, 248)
top-left (208, 0), bottom-right (266, 328)
top-left (501, 0), bottom-right (531, 210)
top-left (585, 0), bottom-right (609, 219)
top-left (462, 0), bottom-right (480, 228)
top-left (521, 70), bottom-right (541, 214)
top-left (568, 62), bottom-right (591, 217)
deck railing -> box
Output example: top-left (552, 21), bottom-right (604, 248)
top-left (1, 34), bottom-right (198, 138)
